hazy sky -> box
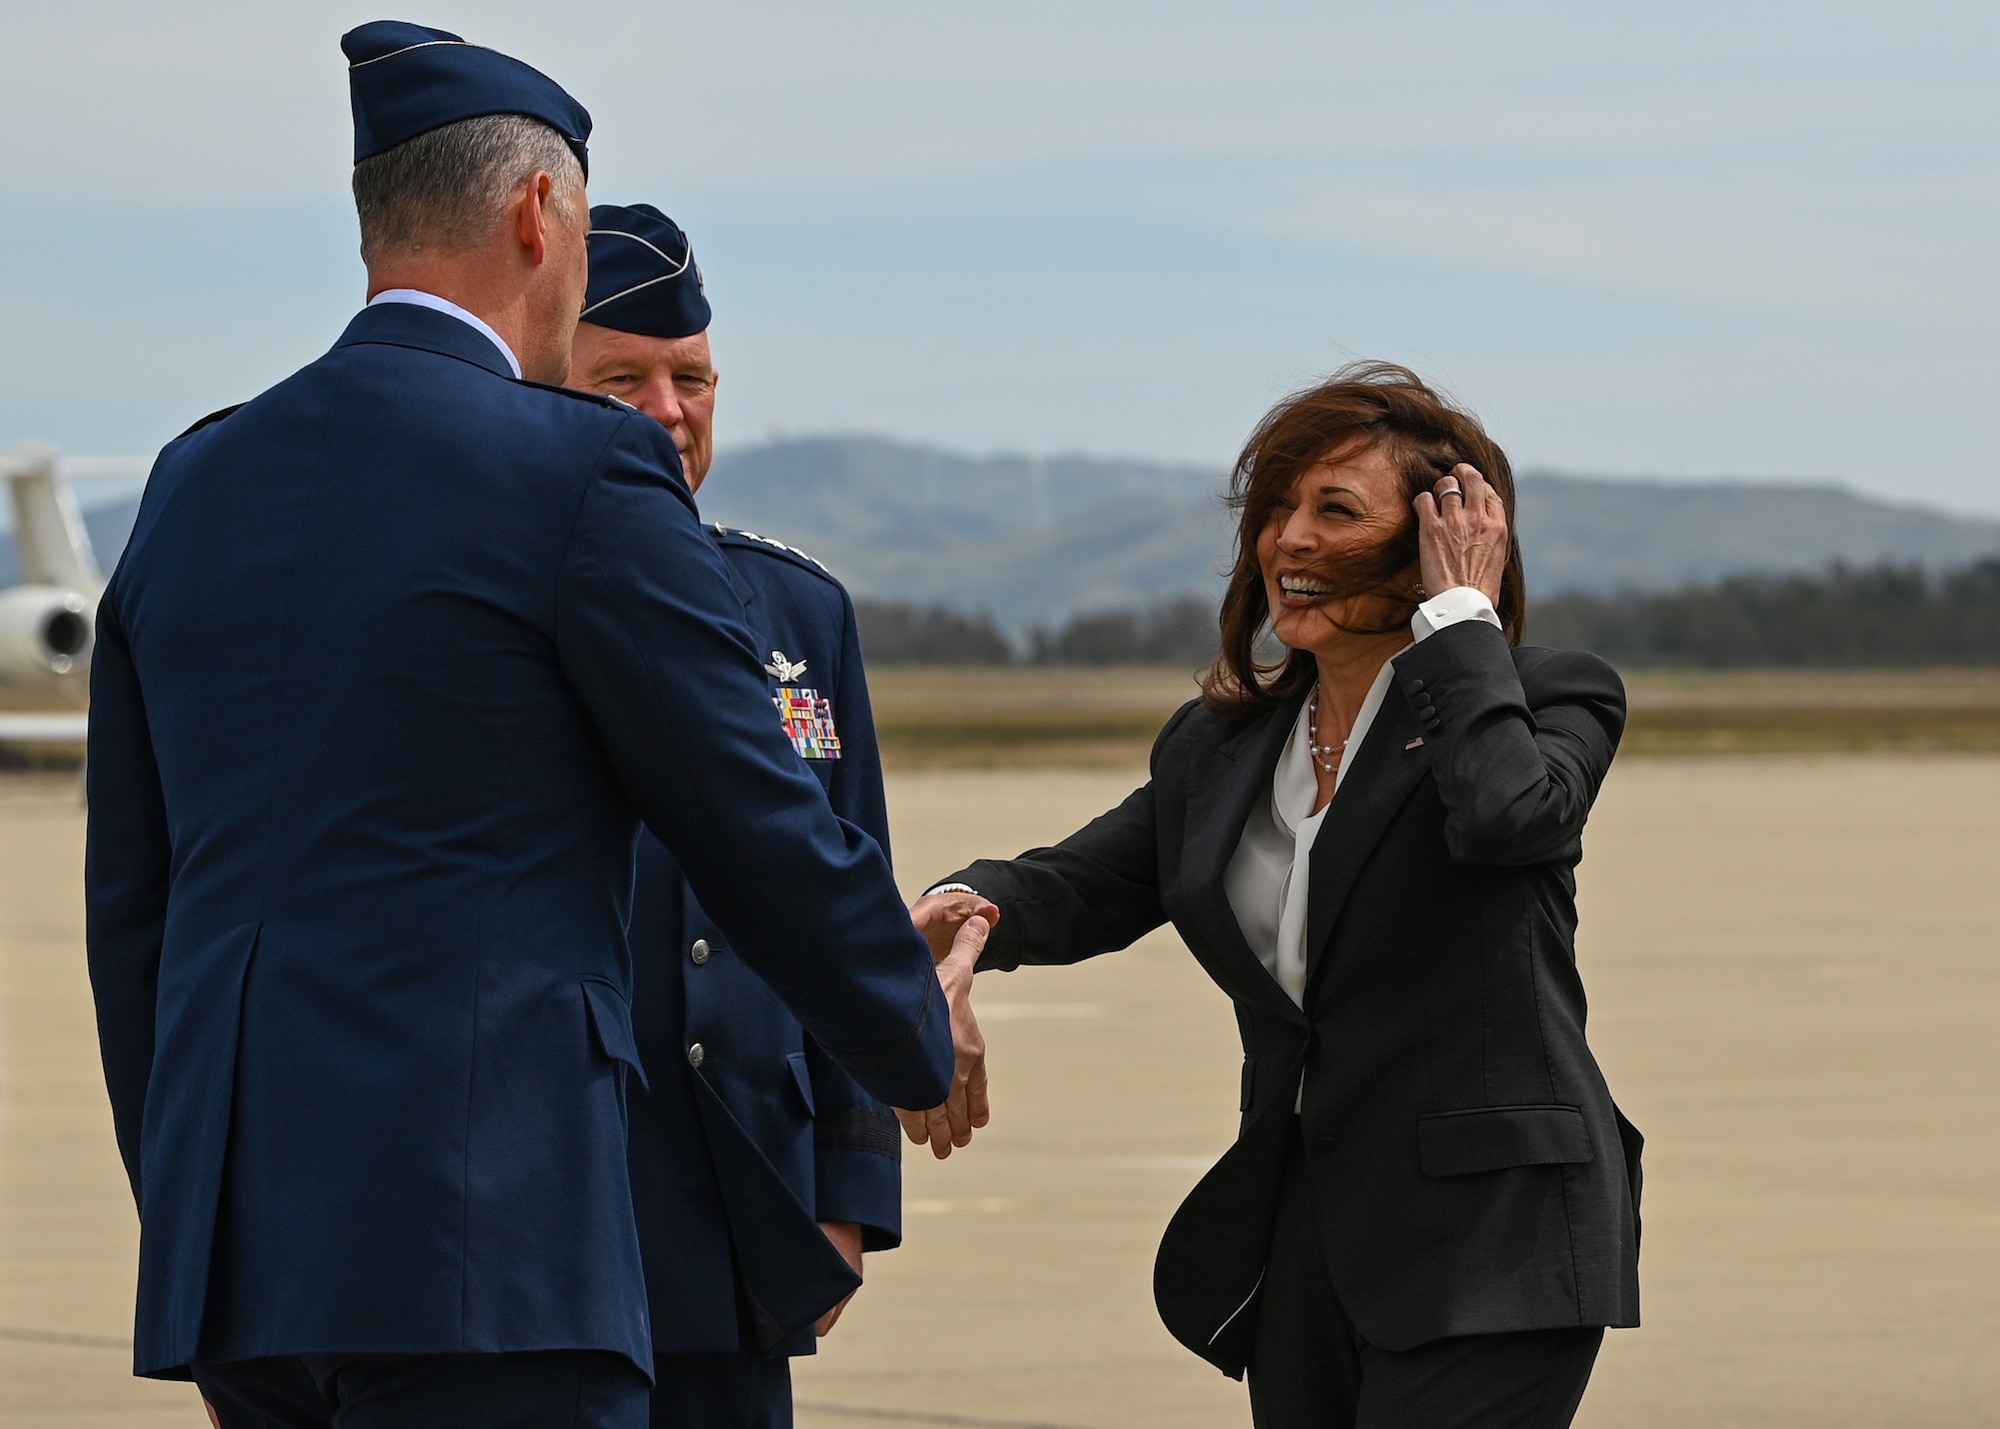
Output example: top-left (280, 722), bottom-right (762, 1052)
top-left (4, 1), bottom-right (1997, 512)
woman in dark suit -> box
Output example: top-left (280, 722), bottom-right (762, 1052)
top-left (909, 363), bottom-right (1641, 1428)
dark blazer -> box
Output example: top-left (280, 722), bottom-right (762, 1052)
top-left (946, 621), bottom-right (1641, 1376)
top-left (84, 304), bottom-right (951, 1381)
top-left (627, 526), bottom-right (905, 1359)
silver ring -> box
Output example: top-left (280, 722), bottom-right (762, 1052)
top-left (1437, 480), bottom-right (1463, 499)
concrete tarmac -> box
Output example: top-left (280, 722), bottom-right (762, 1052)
top-left (3, 757), bottom-right (1998, 1427)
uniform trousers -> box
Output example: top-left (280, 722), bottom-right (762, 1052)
top-left (650, 1349), bottom-right (792, 1429)
top-left (1246, 1128), bottom-right (1604, 1429)
top-left (192, 1349), bottom-right (649, 1429)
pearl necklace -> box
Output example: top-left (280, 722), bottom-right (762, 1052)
top-left (1306, 691), bottom-right (1347, 774)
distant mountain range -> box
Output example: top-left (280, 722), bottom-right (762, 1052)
top-left (699, 438), bottom-right (2000, 628)
top-left (10, 434), bottom-right (2000, 628)
top-left (1514, 472), bottom-right (2000, 595)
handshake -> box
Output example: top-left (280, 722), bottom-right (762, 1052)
top-left (895, 889), bottom-right (1001, 1160)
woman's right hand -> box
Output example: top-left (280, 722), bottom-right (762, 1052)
top-left (896, 912), bottom-right (992, 1158)
top-left (910, 888), bottom-right (1001, 961)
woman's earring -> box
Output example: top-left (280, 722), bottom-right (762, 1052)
top-left (1414, 582), bottom-right (1427, 599)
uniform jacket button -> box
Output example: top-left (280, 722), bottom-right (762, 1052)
top-left (690, 938), bottom-right (711, 965)
top-left (687, 1042), bottom-right (706, 1068)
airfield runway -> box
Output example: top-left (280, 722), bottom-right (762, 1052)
top-left (3, 754), bottom-right (1998, 1428)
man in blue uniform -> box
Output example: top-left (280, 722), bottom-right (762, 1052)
top-left (567, 203), bottom-right (912, 1428)
top-left (86, 25), bottom-right (984, 1429)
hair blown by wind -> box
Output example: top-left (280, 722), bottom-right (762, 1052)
top-left (1199, 361), bottom-right (1526, 715)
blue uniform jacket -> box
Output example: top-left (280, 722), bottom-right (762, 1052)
top-left (627, 527), bottom-right (904, 1359)
top-left (83, 303), bottom-right (951, 1381)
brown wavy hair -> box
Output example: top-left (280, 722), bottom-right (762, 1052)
top-left (1199, 361), bottom-right (1526, 715)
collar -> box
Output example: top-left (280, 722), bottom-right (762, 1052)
top-left (333, 300), bottom-right (520, 380)
top-left (366, 289), bottom-right (522, 378)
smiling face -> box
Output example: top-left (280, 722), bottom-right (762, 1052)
top-left (567, 323), bottom-right (720, 488)
top-left (1256, 440), bottom-right (1423, 662)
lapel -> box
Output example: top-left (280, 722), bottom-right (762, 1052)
top-left (1178, 692), bottom-right (1311, 1027)
top-left (1303, 684), bottom-right (1429, 979)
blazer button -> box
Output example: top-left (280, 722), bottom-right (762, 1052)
top-left (687, 1042), bottom-right (706, 1068)
top-left (690, 939), bottom-right (711, 966)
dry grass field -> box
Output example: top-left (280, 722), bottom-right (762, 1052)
top-left (2, 671), bottom-right (1999, 1426)
top-left (11, 664), bottom-right (2000, 771)
top-left (869, 664), bottom-right (2000, 764)
top-left (1619, 667), bottom-right (2000, 753)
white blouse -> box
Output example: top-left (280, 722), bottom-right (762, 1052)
top-left (1221, 587), bottom-right (1499, 1009)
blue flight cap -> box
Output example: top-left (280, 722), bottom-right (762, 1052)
top-left (342, 21), bottom-right (592, 177)
top-left (580, 204), bottom-right (712, 340)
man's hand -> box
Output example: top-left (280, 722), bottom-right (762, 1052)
top-left (894, 913), bottom-right (990, 1159)
top-left (909, 888), bottom-right (999, 962)
top-left (1414, 462), bottom-right (1509, 607)
top-left (816, 1221), bottom-right (864, 1336)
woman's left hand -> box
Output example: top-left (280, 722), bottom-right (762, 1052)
top-left (1414, 463), bottom-right (1509, 606)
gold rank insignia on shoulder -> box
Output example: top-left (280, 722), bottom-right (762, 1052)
top-left (766, 651), bottom-right (841, 761)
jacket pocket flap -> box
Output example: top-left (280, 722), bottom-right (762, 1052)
top-left (787, 1051), bottom-right (816, 1114)
top-left (581, 978), bottom-right (649, 1090)
top-left (1418, 1104), bottom-right (1591, 1177)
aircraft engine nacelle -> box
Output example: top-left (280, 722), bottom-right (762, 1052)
top-left (0, 583), bottom-right (95, 693)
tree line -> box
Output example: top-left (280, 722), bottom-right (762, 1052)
top-left (855, 594), bottom-right (1217, 666)
top-left (1530, 558), bottom-right (2000, 666)
top-left (856, 558), bottom-right (2000, 667)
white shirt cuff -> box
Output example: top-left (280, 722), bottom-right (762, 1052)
top-left (1410, 587), bottom-right (1501, 642)
top-left (923, 882), bottom-right (983, 899)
